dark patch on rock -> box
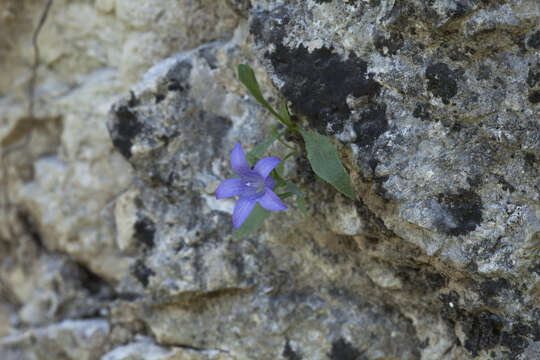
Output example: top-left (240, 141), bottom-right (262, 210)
top-left (526, 66), bottom-right (540, 88)
top-left (467, 175), bottom-right (483, 188)
top-left (425, 63), bottom-right (458, 105)
top-left (134, 216), bottom-right (156, 248)
top-left (166, 61), bottom-right (192, 92)
top-left (228, 249), bottom-right (245, 279)
top-left (167, 80), bottom-right (185, 92)
top-left (315, 0), bottom-right (333, 3)
top-left (250, 9), bottom-right (380, 133)
top-left (155, 94), bottom-right (165, 103)
top-left (528, 90), bottom-right (540, 104)
top-left (496, 176), bottom-right (516, 193)
top-left (109, 105), bottom-right (145, 159)
top-left (478, 64), bottom-right (491, 80)
top-left (479, 278), bottom-right (509, 302)
top-left (296, 155), bottom-right (317, 184)
top-left (463, 311), bottom-right (503, 357)
top-left (501, 331), bottom-right (529, 355)
top-left (133, 259), bottom-right (155, 287)
top-left (447, 1), bottom-right (469, 19)
top-left (527, 30), bottom-right (540, 49)
top-left (353, 103), bottom-right (387, 147)
top-left (127, 91), bottom-right (139, 107)
top-left (413, 103), bottom-right (431, 121)
top-left (374, 32), bottom-right (404, 56)
top-left (201, 113), bottom-right (233, 155)
top-left (436, 190), bottom-right (483, 236)
top-left (450, 122), bottom-right (462, 132)
top-left (270, 44), bottom-right (380, 134)
top-left (66, 260), bottom-right (112, 297)
top-left (523, 152), bottom-right (536, 168)
top-left (198, 47), bottom-right (218, 69)
top-left (283, 339), bottom-right (302, 360)
top-left (368, 158), bottom-right (378, 172)
top-left (425, 272), bottom-right (447, 291)
top-left (439, 291), bottom-right (460, 322)
top-left (329, 338), bottom-right (365, 360)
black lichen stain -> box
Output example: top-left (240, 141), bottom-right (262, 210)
top-left (479, 278), bottom-right (509, 301)
top-left (133, 259), bottom-right (155, 287)
top-left (527, 30), bottom-right (540, 49)
top-left (523, 152), bottom-right (536, 169)
top-left (155, 93), bottom-right (165, 103)
top-left (495, 176), bottom-right (516, 193)
top-left (445, 1), bottom-right (470, 19)
top-left (166, 60), bottom-right (192, 92)
top-left (109, 105), bottom-right (145, 159)
top-left (353, 103), bottom-right (387, 147)
top-left (374, 32), bottom-right (404, 56)
top-left (134, 216), bottom-right (156, 248)
top-left (413, 103), bottom-right (431, 121)
top-left (528, 90), bottom-right (540, 104)
top-left (425, 272), bottom-right (447, 291)
top-left (501, 330), bottom-right (529, 356)
top-left (526, 65), bottom-right (539, 88)
top-left (283, 339), bottom-right (302, 360)
top-left (250, 9), bottom-right (380, 134)
top-left (270, 44), bottom-right (380, 133)
top-left (436, 190), bottom-right (483, 236)
top-left (329, 338), bottom-right (365, 360)
top-left (425, 63), bottom-right (458, 105)
top-left (463, 311), bottom-right (503, 357)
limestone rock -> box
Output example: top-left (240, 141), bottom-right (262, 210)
top-left (1, 1), bottom-right (538, 360)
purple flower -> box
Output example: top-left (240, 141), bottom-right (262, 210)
top-left (216, 142), bottom-right (287, 229)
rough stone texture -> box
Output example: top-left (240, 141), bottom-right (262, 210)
top-left (1, 0), bottom-right (538, 359)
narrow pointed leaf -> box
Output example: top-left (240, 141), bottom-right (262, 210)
top-left (237, 64), bottom-right (293, 128)
top-left (280, 101), bottom-right (291, 124)
top-left (299, 129), bottom-right (355, 200)
top-left (271, 169), bottom-right (286, 189)
top-left (232, 203), bottom-right (270, 240)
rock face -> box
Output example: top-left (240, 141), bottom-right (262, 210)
top-left (0, 1), bottom-right (538, 359)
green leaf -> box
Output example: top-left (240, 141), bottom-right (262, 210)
top-left (237, 64), bottom-right (293, 128)
top-left (299, 129), bottom-right (355, 200)
top-left (279, 101), bottom-right (291, 124)
top-left (271, 169), bottom-right (287, 189)
top-left (277, 192), bottom-right (294, 199)
top-left (232, 203), bottom-right (270, 240)
top-left (246, 126), bottom-right (280, 166)
top-left (286, 182), bottom-right (308, 216)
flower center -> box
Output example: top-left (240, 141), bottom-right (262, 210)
top-left (245, 178), bottom-right (265, 194)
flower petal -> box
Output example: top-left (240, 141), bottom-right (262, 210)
top-left (231, 142), bottom-right (252, 177)
top-left (258, 188), bottom-right (287, 211)
top-left (215, 178), bottom-right (245, 199)
top-left (264, 175), bottom-right (275, 190)
top-left (232, 197), bottom-right (257, 229)
top-left (254, 156), bottom-right (280, 179)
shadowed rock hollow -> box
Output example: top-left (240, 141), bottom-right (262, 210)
top-left (0, 1), bottom-right (538, 359)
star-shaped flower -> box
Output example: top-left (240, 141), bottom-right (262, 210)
top-left (216, 142), bottom-right (287, 229)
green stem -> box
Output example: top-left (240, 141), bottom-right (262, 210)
top-left (282, 152), bottom-right (297, 161)
top-left (270, 109), bottom-right (294, 129)
top-left (276, 135), bottom-right (296, 150)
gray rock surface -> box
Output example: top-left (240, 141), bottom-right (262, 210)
top-left (1, 0), bottom-right (538, 359)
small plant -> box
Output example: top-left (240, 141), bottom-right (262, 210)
top-left (216, 64), bottom-right (355, 239)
